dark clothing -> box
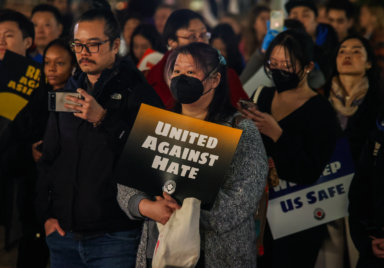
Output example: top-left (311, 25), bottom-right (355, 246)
top-left (0, 53), bottom-right (47, 265)
top-left (0, 79), bottom-right (50, 148)
top-left (0, 77), bottom-right (49, 253)
top-left (340, 86), bottom-right (379, 164)
top-left (256, 87), bottom-right (340, 185)
top-left (36, 57), bottom-right (164, 234)
top-left (314, 23), bottom-right (339, 82)
top-left (323, 77), bottom-right (380, 164)
top-left (348, 117), bottom-right (384, 267)
top-left (255, 86), bottom-right (340, 268)
top-left (260, 224), bottom-right (326, 268)
top-left (17, 232), bottom-right (49, 268)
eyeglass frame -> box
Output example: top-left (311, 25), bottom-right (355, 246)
top-left (176, 32), bottom-right (211, 42)
top-left (266, 59), bottom-right (294, 71)
top-left (70, 39), bottom-right (111, 54)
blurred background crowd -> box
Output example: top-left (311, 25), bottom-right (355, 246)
top-left (1, 0), bottom-right (384, 267)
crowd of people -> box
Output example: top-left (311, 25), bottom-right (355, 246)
top-left (0, 0), bottom-right (384, 267)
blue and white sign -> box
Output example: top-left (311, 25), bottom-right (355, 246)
top-left (267, 139), bottom-right (355, 239)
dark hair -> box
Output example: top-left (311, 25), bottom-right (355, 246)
top-left (43, 38), bottom-right (77, 66)
top-left (41, 38), bottom-right (77, 90)
top-left (321, 35), bottom-right (379, 98)
top-left (336, 35), bottom-right (377, 83)
top-left (211, 23), bottom-right (244, 75)
top-left (0, 9), bottom-right (34, 40)
top-left (326, 0), bottom-right (355, 19)
top-left (129, 23), bottom-right (166, 64)
top-left (31, 4), bottom-right (63, 26)
top-left (285, 0), bottom-right (318, 17)
top-left (91, 0), bottom-right (112, 10)
top-left (244, 4), bottom-right (270, 57)
top-left (120, 11), bottom-right (142, 31)
top-left (284, 18), bottom-right (305, 31)
top-left (264, 29), bottom-right (314, 77)
top-left (166, 42), bottom-right (235, 123)
top-left (76, 9), bottom-right (120, 48)
top-left (163, 9), bottom-right (207, 43)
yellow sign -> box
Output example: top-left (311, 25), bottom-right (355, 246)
top-left (116, 104), bottom-right (243, 209)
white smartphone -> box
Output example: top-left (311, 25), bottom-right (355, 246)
top-left (270, 10), bottom-right (284, 32)
top-left (48, 92), bottom-right (82, 112)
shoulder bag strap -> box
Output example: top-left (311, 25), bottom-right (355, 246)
top-left (251, 85), bottom-right (265, 104)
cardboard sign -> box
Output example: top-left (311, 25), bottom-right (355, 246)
top-left (116, 104), bottom-right (243, 210)
top-left (267, 139), bottom-right (355, 239)
top-left (0, 50), bottom-right (41, 123)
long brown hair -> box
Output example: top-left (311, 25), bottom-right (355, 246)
top-left (243, 4), bottom-right (270, 61)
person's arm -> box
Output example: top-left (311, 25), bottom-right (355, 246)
top-left (65, 79), bottom-right (164, 154)
top-left (35, 112), bottom-right (60, 226)
top-left (240, 97), bottom-right (341, 184)
top-left (117, 183), bottom-right (151, 220)
top-left (117, 184), bottom-right (180, 225)
top-left (200, 118), bottom-right (268, 233)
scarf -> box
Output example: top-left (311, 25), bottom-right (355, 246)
top-left (329, 76), bottom-right (369, 117)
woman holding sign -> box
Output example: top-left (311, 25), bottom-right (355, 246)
top-left (117, 42), bottom-right (268, 267)
top-left (239, 29), bottom-right (340, 268)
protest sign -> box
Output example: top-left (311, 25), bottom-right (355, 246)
top-left (115, 104), bottom-right (243, 210)
top-left (0, 50), bottom-right (41, 132)
top-left (267, 138), bottom-right (355, 239)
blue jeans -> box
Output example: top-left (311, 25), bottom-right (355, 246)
top-left (46, 229), bottom-right (141, 268)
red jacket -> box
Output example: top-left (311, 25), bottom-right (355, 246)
top-left (147, 51), bottom-right (249, 110)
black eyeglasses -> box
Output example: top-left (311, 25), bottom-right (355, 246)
top-left (70, 39), bottom-right (110, 53)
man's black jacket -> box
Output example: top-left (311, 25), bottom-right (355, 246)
top-left (36, 57), bottom-right (164, 233)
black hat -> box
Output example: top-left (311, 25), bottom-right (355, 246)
top-left (285, 0), bottom-right (318, 17)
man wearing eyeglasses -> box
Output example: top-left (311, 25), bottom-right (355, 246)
top-left (35, 7), bottom-right (163, 267)
top-left (147, 8), bottom-right (248, 110)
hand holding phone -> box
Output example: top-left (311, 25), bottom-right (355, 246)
top-left (48, 92), bottom-right (82, 112)
top-left (66, 88), bottom-right (106, 125)
top-left (239, 99), bottom-right (258, 111)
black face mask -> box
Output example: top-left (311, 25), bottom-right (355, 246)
top-left (271, 69), bottom-right (301, 93)
top-left (170, 74), bottom-right (207, 104)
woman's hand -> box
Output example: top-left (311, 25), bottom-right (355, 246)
top-left (139, 192), bottom-right (181, 225)
top-left (238, 104), bottom-right (283, 142)
top-left (371, 236), bottom-right (384, 259)
top-left (65, 88), bottom-right (106, 124)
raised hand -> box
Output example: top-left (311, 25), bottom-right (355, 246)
top-left (65, 88), bottom-right (106, 124)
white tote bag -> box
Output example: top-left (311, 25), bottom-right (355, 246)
top-left (152, 197), bottom-right (201, 268)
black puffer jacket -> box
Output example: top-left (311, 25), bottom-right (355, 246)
top-left (36, 57), bottom-right (164, 233)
